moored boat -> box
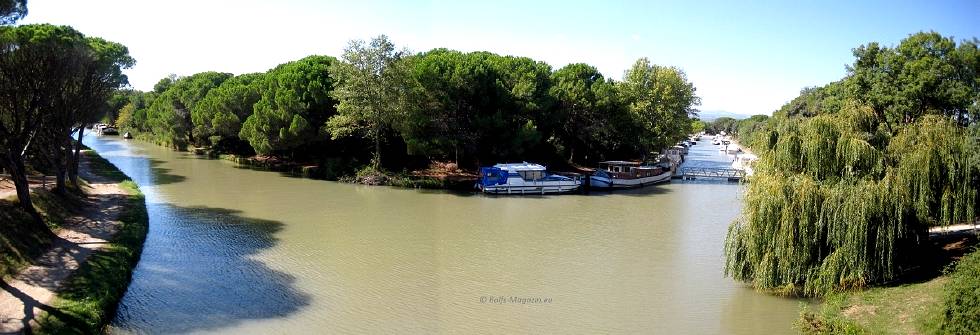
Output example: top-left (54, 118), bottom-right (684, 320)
top-left (590, 161), bottom-right (672, 189)
top-left (100, 126), bottom-right (119, 135)
top-left (477, 162), bottom-right (581, 194)
top-left (732, 153), bottom-right (758, 176)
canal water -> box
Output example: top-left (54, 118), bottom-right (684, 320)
top-left (83, 134), bottom-right (802, 334)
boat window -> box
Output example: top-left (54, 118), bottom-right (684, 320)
top-left (518, 170), bottom-right (546, 181)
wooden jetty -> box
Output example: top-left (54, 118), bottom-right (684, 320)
top-left (677, 167), bottom-right (745, 182)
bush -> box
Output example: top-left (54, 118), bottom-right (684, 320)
top-left (933, 248), bottom-right (980, 334)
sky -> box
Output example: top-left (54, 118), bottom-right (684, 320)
top-left (20, 0), bottom-right (980, 116)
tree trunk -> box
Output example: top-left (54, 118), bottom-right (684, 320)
top-left (374, 135), bottom-right (381, 170)
top-left (69, 126), bottom-right (84, 186)
top-left (3, 150), bottom-right (45, 230)
top-left (51, 136), bottom-right (68, 195)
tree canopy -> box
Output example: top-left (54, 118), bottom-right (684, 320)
top-left (239, 55), bottom-right (336, 156)
top-left (725, 32), bottom-right (979, 297)
top-left (113, 39), bottom-right (702, 172)
top-left (0, 23), bottom-right (131, 228)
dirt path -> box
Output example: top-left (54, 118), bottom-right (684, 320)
top-left (0, 175), bottom-right (56, 200)
top-left (0, 158), bottom-right (129, 334)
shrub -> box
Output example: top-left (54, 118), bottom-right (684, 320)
top-left (933, 248), bottom-right (980, 334)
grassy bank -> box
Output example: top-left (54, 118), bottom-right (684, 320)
top-left (799, 277), bottom-right (945, 334)
top-left (32, 150), bottom-right (149, 334)
top-left (799, 239), bottom-right (980, 335)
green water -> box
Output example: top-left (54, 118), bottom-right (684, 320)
top-left (84, 135), bottom-right (802, 334)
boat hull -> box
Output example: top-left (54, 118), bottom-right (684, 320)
top-left (590, 171), bottom-right (671, 189)
top-left (481, 182), bottom-right (581, 194)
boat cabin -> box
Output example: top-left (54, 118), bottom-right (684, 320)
top-left (596, 161), bottom-right (667, 179)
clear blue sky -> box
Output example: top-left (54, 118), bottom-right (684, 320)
top-left (21, 0), bottom-right (980, 116)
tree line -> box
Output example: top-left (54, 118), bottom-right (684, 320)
top-left (0, 19), bottom-right (133, 232)
top-left (114, 35), bottom-right (701, 174)
top-left (724, 31), bottom-right (980, 297)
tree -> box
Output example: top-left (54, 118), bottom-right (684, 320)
top-left (146, 71), bottom-right (231, 149)
top-left (0, 24), bottom-right (131, 228)
top-left (0, 0), bottom-right (26, 25)
top-left (239, 55), bottom-right (335, 156)
top-left (327, 35), bottom-right (412, 168)
top-left (724, 32), bottom-right (979, 297)
top-left (192, 72), bottom-right (264, 150)
top-left (691, 119), bottom-right (706, 134)
top-left (549, 63), bottom-right (620, 162)
top-left (401, 49), bottom-right (553, 166)
top-left (849, 32), bottom-right (978, 130)
top-left (620, 58), bottom-right (700, 155)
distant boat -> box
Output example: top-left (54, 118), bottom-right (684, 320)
top-left (712, 138), bottom-right (721, 145)
top-left (123, 132), bottom-right (133, 139)
top-left (100, 126), bottom-right (119, 135)
top-left (590, 161), bottom-right (672, 189)
top-left (732, 153), bottom-right (758, 176)
top-left (477, 162), bottom-right (581, 194)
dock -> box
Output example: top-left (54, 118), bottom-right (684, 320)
top-left (677, 167), bottom-right (745, 182)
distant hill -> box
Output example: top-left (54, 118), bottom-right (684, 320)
top-left (696, 110), bottom-right (751, 121)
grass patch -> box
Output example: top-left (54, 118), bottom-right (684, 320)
top-left (798, 278), bottom-right (945, 334)
top-left (799, 244), bottom-right (980, 334)
top-left (30, 151), bottom-right (149, 334)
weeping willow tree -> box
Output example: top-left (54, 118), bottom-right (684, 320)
top-left (725, 32), bottom-right (979, 297)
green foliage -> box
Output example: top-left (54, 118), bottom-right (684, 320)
top-left (327, 35), bottom-right (410, 167)
top-left (621, 57), bottom-right (700, 154)
top-left (240, 55), bottom-right (336, 156)
top-left (708, 116), bottom-right (738, 134)
top-left (0, 0), bottom-right (26, 24)
top-left (548, 63), bottom-right (623, 162)
top-left (0, 23), bottom-right (131, 220)
top-left (850, 32), bottom-right (978, 127)
top-left (191, 72), bottom-right (265, 149)
top-left (691, 119), bottom-right (706, 134)
top-left (725, 32), bottom-right (980, 297)
top-left (401, 49), bottom-right (555, 165)
top-left (145, 71), bottom-right (232, 149)
top-left (932, 248), bottom-right (980, 334)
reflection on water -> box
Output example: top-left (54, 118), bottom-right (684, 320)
top-left (85, 135), bottom-right (802, 334)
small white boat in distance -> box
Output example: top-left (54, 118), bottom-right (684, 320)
top-left (732, 153), bottom-right (758, 176)
top-left (590, 161), bottom-right (672, 189)
top-left (478, 162), bottom-right (581, 194)
top-left (725, 144), bottom-right (741, 154)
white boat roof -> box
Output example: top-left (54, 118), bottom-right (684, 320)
top-left (493, 162), bottom-right (546, 171)
top-left (598, 160), bottom-right (641, 166)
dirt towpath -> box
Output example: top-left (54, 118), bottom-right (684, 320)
top-left (0, 156), bottom-right (130, 334)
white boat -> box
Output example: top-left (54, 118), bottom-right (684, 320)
top-left (732, 153), bottom-right (758, 176)
top-left (478, 162), bottom-right (581, 194)
top-left (724, 144), bottom-right (741, 154)
top-left (712, 138), bottom-right (721, 145)
top-left (590, 161), bottom-right (672, 189)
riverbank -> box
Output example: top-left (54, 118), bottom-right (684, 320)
top-left (218, 152), bottom-right (479, 190)
top-left (0, 150), bottom-right (148, 334)
top-left (799, 230), bottom-right (979, 334)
